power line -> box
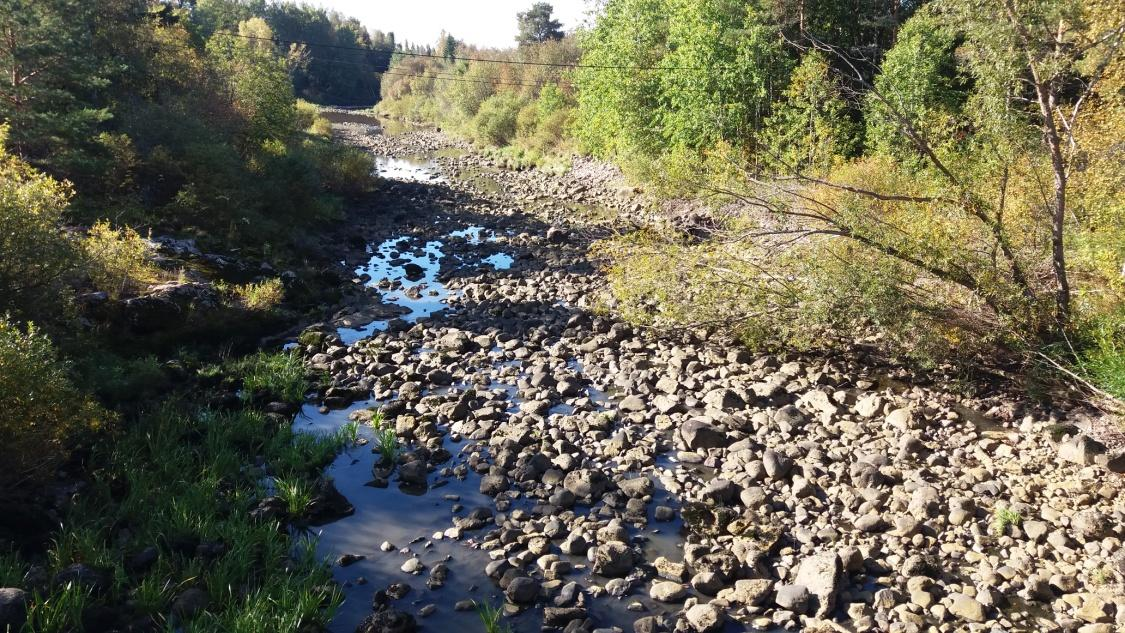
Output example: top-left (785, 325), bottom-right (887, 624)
top-left (213, 30), bottom-right (728, 72)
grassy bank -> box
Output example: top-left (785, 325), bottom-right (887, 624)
top-left (0, 351), bottom-right (351, 632)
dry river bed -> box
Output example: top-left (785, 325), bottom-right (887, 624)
top-left (285, 113), bottom-right (1125, 633)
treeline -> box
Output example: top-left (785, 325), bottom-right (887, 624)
top-left (193, 0), bottom-right (396, 105)
top-left (380, 0), bottom-right (1125, 396)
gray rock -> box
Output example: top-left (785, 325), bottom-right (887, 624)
top-left (794, 552), bottom-right (840, 617)
top-left (564, 469), bottom-right (609, 499)
top-left (649, 581), bottom-right (687, 602)
top-left (948, 593), bottom-right (987, 622)
top-left (505, 577), bottom-right (540, 604)
top-left (1058, 434), bottom-right (1106, 465)
top-left (0, 588), bottom-right (29, 631)
top-left (684, 602), bottom-right (724, 633)
top-left (592, 541), bottom-right (634, 578)
top-left (774, 584), bottom-right (810, 613)
top-left (479, 474), bottom-right (508, 496)
top-left (679, 420), bottom-right (729, 451)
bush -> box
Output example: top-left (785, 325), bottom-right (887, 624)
top-left (0, 126), bottom-right (78, 321)
top-left (235, 278), bottom-right (285, 311)
top-left (81, 221), bottom-right (162, 298)
top-left (0, 318), bottom-right (108, 484)
top-left (470, 93), bottom-right (525, 146)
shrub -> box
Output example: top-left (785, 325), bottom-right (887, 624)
top-left (0, 318), bottom-right (108, 484)
top-left (235, 278), bottom-right (285, 311)
top-left (471, 93), bottom-right (525, 146)
top-left (0, 126), bottom-right (78, 321)
top-left (81, 220), bottom-right (162, 298)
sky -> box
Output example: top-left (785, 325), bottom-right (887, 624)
top-left (303, 0), bottom-right (595, 49)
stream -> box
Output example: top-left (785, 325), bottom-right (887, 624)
top-left (292, 155), bottom-right (697, 632)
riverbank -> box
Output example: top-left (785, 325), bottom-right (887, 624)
top-left (295, 115), bottom-right (1125, 633)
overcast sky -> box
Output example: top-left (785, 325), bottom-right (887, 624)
top-left (302, 1), bottom-right (595, 49)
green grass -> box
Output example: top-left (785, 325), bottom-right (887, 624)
top-left (24, 583), bottom-right (92, 633)
top-left (477, 601), bottom-right (512, 633)
top-left (374, 427), bottom-right (400, 465)
top-left (222, 350), bottom-right (308, 404)
top-left (340, 420), bottom-right (360, 446)
top-left (990, 506), bottom-right (1022, 536)
top-left (274, 477), bottom-right (314, 517)
top-left (2, 403), bottom-right (344, 630)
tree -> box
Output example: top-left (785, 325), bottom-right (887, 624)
top-left (439, 31), bottom-right (457, 61)
top-left (0, 0), bottom-right (111, 167)
top-left (516, 2), bottom-right (564, 46)
top-left (764, 49), bottom-right (859, 173)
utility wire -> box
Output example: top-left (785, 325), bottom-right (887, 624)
top-left (213, 30), bottom-right (730, 72)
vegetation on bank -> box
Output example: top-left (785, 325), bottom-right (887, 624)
top-left (378, 0), bottom-right (1125, 400)
top-left (0, 0), bottom-right (383, 629)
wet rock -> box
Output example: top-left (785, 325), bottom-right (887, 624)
top-left (505, 577), bottom-right (540, 604)
top-left (306, 478), bottom-right (354, 524)
top-left (0, 588), bottom-right (28, 631)
top-left (355, 608), bottom-right (417, 633)
top-left (544, 607), bottom-right (587, 627)
top-left (398, 461), bottom-right (428, 486)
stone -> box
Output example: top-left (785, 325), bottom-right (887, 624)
top-left (592, 542), bottom-right (634, 578)
top-left (649, 581), bottom-right (687, 602)
top-left (716, 579), bottom-right (773, 606)
top-left (0, 588), bottom-right (29, 631)
top-left (948, 593), bottom-right (987, 623)
top-left (794, 552), bottom-right (841, 617)
top-left (355, 608), bottom-right (417, 633)
top-left (564, 469), bottom-right (609, 499)
top-left (679, 420), bottom-right (729, 451)
top-left (505, 577), bottom-right (540, 605)
top-left (774, 584), bottom-right (810, 614)
top-left (1076, 595), bottom-right (1113, 624)
top-left (684, 603), bottom-right (724, 633)
top-left (397, 461), bottom-right (428, 486)
top-left (1058, 435), bottom-right (1107, 465)
top-left (479, 474), bottom-right (509, 496)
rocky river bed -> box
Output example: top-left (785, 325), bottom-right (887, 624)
top-left (290, 112), bottom-right (1125, 633)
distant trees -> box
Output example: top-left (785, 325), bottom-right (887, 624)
top-left (517, 2), bottom-right (564, 46)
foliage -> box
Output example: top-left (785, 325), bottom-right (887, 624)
top-left (865, 13), bottom-right (968, 163)
top-left (81, 221), bottom-right (162, 299)
top-left (477, 600), bottom-right (512, 633)
top-left (0, 127), bottom-right (78, 321)
top-left (228, 350), bottom-right (308, 403)
top-left (764, 50), bottom-right (860, 173)
top-left (5, 404), bottom-right (342, 630)
top-left (0, 317), bottom-right (108, 484)
top-left (232, 278), bottom-right (286, 311)
top-left (377, 37), bottom-right (579, 155)
top-left (374, 427), bottom-right (400, 465)
top-left (517, 2), bottom-right (564, 47)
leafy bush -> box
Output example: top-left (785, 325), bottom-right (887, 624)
top-left (0, 317), bottom-right (108, 484)
top-left (80, 221), bottom-right (162, 298)
top-left (0, 126), bottom-right (78, 321)
top-left (471, 93), bottom-right (525, 146)
top-left (234, 278), bottom-right (285, 311)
